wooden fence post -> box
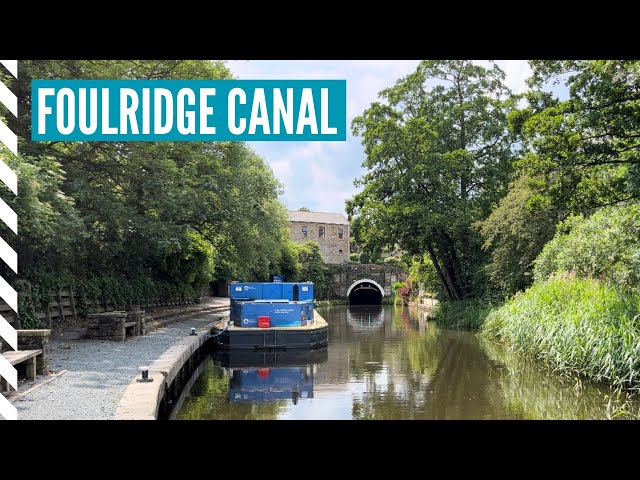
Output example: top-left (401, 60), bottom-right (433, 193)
top-left (57, 291), bottom-right (66, 324)
top-left (68, 287), bottom-right (78, 322)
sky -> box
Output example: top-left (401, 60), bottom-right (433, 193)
top-left (228, 60), bottom-right (533, 215)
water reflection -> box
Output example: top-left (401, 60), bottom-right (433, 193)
top-left (230, 367), bottom-right (314, 404)
top-left (217, 349), bottom-right (327, 405)
top-left (346, 305), bottom-right (385, 332)
top-left (173, 305), bottom-right (640, 420)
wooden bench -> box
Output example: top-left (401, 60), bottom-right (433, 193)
top-left (1, 349), bottom-right (43, 393)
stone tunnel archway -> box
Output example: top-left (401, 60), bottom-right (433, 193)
top-left (347, 279), bottom-right (385, 305)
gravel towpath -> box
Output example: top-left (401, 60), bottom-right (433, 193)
top-left (13, 304), bottom-right (228, 420)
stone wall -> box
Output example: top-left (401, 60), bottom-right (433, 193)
top-left (290, 220), bottom-right (350, 264)
top-left (329, 263), bottom-right (408, 298)
top-left (16, 329), bottom-right (51, 375)
top-left (87, 309), bottom-right (146, 341)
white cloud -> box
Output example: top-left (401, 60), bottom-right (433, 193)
top-left (230, 60), bottom-right (533, 215)
top-left (496, 60), bottom-right (532, 94)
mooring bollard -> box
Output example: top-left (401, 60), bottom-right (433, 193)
top-left (137, 366), bottom-right (153, 383)
top-left (190, 327), bottom-right (197, 336)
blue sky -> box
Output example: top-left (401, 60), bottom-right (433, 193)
top-left (228, 60), bottom-right (533, 215)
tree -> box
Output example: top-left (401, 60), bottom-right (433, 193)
top-left (479, 175), bottom-right (562, 296)
top-left (348, 61), bottom-right (518, 301)
top-left (511, 60), bottom-right (640, 213)
top-left (295, 242), bottom-right (329, 298)
top-left (0, 60), bottom-right (293, 315)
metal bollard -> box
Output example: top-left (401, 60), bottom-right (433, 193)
top-left (137, 366), bottom-right (153, 383)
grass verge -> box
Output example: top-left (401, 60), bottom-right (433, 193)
top-left (482, 276), bottom-right (640, 393)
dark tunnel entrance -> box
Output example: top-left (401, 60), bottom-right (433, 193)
top-left (348, 281), bottom-right (383, 305)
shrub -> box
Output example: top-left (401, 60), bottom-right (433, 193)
top-left (534, 204), bottom-right (640, 290)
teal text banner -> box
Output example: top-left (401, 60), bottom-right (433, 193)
top-left (31, 79), bottom-right (347, 141)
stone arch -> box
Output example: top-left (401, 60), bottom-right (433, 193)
top-left (346, 278), bottom-right (385, 298)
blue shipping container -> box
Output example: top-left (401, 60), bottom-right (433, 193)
top-left (262, 283), bottom-right (284, 299)
top-left (229, 283), bottom-right (264, 300)
top-left (236, 301), bottom-right (308, 327)
top-left (231, 299), bottom-right (314, 323)
top-left (297, 283), bottom-right (314, 301)
top-left (228, 282), bottom-right (314, 301)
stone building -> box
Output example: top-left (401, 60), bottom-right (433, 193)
top-left (288, 210), bottom-right (350, 264)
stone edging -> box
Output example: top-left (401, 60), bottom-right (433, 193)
top-left (114, 315), bottom-right (226, 420)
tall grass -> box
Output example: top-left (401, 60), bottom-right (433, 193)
top-left (482, 276), bottom-right (640, 392)
top-left (432, 299), bottom-right (493, 330)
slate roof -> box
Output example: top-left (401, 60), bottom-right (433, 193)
top-left (288, 210), bottom-right (349, 225)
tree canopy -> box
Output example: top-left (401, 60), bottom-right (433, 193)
top-left (349, 60), bottom-right (640, 302)
top-left (348, 60), bottom-right (518, 300)
top-left (0, 60), bottom-right (297, 323)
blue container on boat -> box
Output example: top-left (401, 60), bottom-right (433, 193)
top-left (262, 283), bottom-right (284, 300)
top-left (296, 283), bottom-right (314, 301)
top-left (229, 283), bottom-right (264, 300)
top-left (229, 282), bottom-right (314, 301)
top-left (235, 300), bottom-right (307, 328)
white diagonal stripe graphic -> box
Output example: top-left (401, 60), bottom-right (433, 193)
top-left (0, 196), bottom-right (17, 234)
top-left (0, 314), bottom-right (17, 350)
top-left (0, 120), bottom-right (17, 156)
top-left (0, 60), bottom-right (18, 78)
top-left (0, 236), bottom-right (17, 273)
top-left (0, 274), bottom-right (17, 313)
top-left (0, 391), bottom-right (17, 420)
top-left (0, 81), bottom-right (17, 117)
top-left (0, 354), bottom-right (17, 390)
top-left (0, 158), bottom-right (17, 195)
top-left (0, 59), bottom-right (17, 421)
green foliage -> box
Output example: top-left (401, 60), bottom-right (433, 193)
top-left (348, 60), bottom-right (518, 301)
top-left (479, 175), bottom-right (562, 296)
top-left (349, 253), bottom-right (359, 262)
top-left (432, 299), bottom-right (492, 330)
top-left (482, 277), bottom-right (640, 392)
top-left (534, 204), bottom-right (640, 289)
top-left (383, 257), bottom-right (404, 268)
top-left (2, 60), bottom-right (293, 320)
top-left (294, 242), bottom-right (331, 299)
top-left (407, 254), bottom-right (445, 299)
top-left (359, 252), bottom-right (370, 264)
top-left (513, 60), bottom-right (640, 212)
top-left (277, 240), bottom-right (300, 282)
top-left (0, 148), bottom-right (84, 272)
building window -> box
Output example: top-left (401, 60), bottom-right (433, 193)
top-left (319, 226), bottom-right (325, 238)
top-left (302, 226), bottom-right (308, 237)
top-left (338, 228), bottom-right (344, 239)
top-left (339, 249), bottom-right (343, 253)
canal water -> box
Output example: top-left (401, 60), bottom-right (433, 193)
top-left (172, 305), bottom-right (640, 420)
